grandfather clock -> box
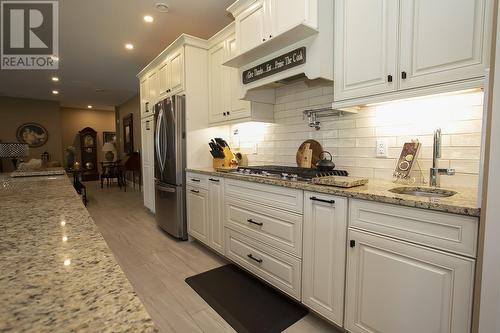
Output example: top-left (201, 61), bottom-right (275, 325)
top-left (79, 127), bottom-right (99, 181)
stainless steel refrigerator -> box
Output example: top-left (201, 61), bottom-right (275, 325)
top-left (153, 95), bottom-right (188, 240)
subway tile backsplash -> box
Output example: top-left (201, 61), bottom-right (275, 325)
top-left (230, 80), bottom-right (484, 188)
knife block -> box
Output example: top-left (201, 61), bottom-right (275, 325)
top-left (212, 147), bottom-right (237, 169)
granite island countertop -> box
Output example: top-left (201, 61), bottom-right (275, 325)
top-left (187, 168), bottom-right (480, 217)
top-left (0, 174), bottom-right (157, 332)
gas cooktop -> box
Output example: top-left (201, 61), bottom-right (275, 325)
top-left (234, 165), bottom-right (348, 182)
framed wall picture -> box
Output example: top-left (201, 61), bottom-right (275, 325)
top-left (16, 123), bottom-right (48, 147)
top-left (103, 131), bottom-right (116, 144)
top-left (123, 113), bottom-right (134, 155)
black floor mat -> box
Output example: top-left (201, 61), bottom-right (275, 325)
top-left (185, 264), bottom-right (308, 333)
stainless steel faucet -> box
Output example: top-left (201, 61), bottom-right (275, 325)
top-left (429, 128), bottom-right (455, 187)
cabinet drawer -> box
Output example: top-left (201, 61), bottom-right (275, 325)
top-left (349, 199), bottom-right (478, 257)
top-left (225, 228), bottom-right (302, 300)
top-left (186, 172), bottom-right (208, 189)
top-left (225, 198), bottom-right (303, 257)
top-left (224, 178), bottom-right (304, 214)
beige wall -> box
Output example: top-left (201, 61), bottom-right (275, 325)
top-left (60, 107), bottom-right (116, 168)
top-left (116, 94), bottom-right (141, 160)
top-left (0, 96), bottom-right (62, 171)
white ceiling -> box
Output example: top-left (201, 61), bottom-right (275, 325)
top-left (0, 0), bottom-right (235, 110)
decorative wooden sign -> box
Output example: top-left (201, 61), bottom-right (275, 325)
top-left (242, 47), bottom-right (306, 84)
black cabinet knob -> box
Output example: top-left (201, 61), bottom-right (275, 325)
top-left (401, 71), bottom-right (407, 79)
top-left (388, 74), bottom-right (393, 83)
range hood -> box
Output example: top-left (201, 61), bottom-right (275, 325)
top-left (224, 0), bottom-right (334, 101)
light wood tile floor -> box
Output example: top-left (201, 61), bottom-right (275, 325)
top-left (85, 181), bottom-right (342, 333)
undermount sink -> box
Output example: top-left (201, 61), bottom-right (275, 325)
top-left (389, 187), bottom-right (457, 198)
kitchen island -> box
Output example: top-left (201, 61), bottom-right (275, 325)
top-left (0, 174), bottom-right (157, 332)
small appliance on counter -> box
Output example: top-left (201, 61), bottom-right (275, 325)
top-left (209, 138), bottom-right (238, 170)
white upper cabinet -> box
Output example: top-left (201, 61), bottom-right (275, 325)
top-left (270, 0), bottom-right (315, 36)
top-left (208, 42), bottom-right (226, 123)
top-left (236, 1), bottom-right (268, 54)
top-left (334, 0), bottom-right (399, 100)
top-left (226, 0), bottom-right (319, 67)
top-left (399, 0), bottom-right (488, 89)
top-left (169, 48), bottom-right (184, 94)
top-left (333, 0), bottom-right (493, 107)
top-left (208, 24), bottom-right (274, 125)
top-left (157, 47), bottom-right (185, 98)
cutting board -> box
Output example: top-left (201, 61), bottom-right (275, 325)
top-left (312, 176), bottom-right (369, 188)
top-left (296, 140), bottom-right (323, 168)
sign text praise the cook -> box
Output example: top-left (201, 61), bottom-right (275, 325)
top-left (242, 47), bottom-right (306, 85)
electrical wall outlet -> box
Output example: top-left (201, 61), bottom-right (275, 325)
top-left (376, 139), bottom-right (388, 158)
top-left (252, 143), bottom-right (258, 154)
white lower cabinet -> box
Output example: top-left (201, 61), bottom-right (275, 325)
top-left (140, 117), bottom-right (155, 212)
top-left (208, 177), bottom-right (225, 255)
top-left (302, 192), bottom-right (347, 327)
top-left (187, 175), bottom-right (225, 253)
top-left (185, 175), bottom-right (477, 333)
top-left (345, 229), bottom-right (475, 333)
top-left (187, 186), bottom-right (209, 245)
top-left (225, 228), bottom-right (302, 300)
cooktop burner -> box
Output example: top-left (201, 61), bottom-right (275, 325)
top-left (234, 165), bottom-right (348, 181)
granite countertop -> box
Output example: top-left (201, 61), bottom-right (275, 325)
top-left (0, 174), bottom-right (157, 332)
top-left (187, 168), bottom-right (480, 217)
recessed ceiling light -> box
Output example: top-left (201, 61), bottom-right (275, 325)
top-left (155, 2), bottom-right (169, 12)
top-left (125, 43), bottom-right (134, 50)
top-left (51, 76), bottom-right (59, 82)
top-left (52, 90), bottom-right (59, 95)
top-left (144, 15), bottom-right (154, 23)
top-left (87, 105), bottom-right (93, 109)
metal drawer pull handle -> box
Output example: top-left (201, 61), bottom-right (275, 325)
top-left (310, 197), bottom-right (335, 204)
top-left (209, 178), bottom-right (220, 182)
top-left (190, 189), bottom-right (199, 194)
top-left (247, 219), bottom-right (263, 226)
top-left (191, 178), bottom-right (201, 182)
top-left (247, 254), bottom-right (263, 263)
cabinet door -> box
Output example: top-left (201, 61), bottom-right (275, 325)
top-left (333, 0), bottom-right (398, 101)
top-left (345, 229), bottom-right (475, 333)
top-left (158, 61), bottom-right (170, 97)
top-left (399, 0), bottom-right (488, 90)
top-left (169, 48), bottom-right (184, 94)
top-left (187, 187), bottom-right (209, 245)
top-left (236, 1), bottom-right (267, 54)
top-left (147, 71), bottom-right (157, 107)
top-left (208, 42), bottom-right (226, 124)
top-left (208, 177), bottom-right (224, 254)
top-left (226, 35), bottom-right (251, 120)
top-left (270, 0), bottom-right (311, 36)
top-left (302, 193), bottom-right (347, 326)
top-left (141, 118), bottom-right (150, 209)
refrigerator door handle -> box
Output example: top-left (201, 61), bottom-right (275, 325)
top-left (155, 183), bottom-right (176, 193)
top-left (155, 108), bottom-right (166, 173)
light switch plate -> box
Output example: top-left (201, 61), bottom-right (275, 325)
top-left (376, 139), bottom-right (388, 158)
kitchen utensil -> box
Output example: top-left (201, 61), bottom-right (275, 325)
top-left (298, 143), bottom-right (313, 168)
top-left (312, 176), bottom-right (368, 188)
top-left (316, 151), bottom-right (336, 171)
top-left (296, 140), bottom-right (323, 167)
